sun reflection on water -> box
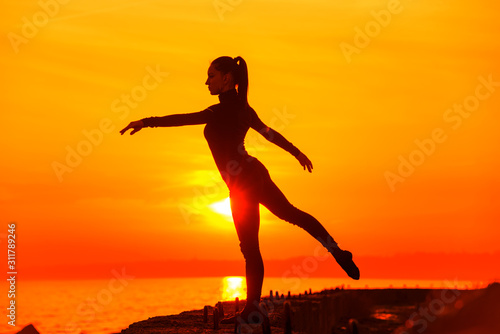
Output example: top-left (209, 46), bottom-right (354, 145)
top-left (221, 276), bottom-right (246, 301)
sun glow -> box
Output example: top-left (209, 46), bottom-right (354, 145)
top-left (209, 197), bottom-right (232, 217)
top-left (221, 276), bottom-right (246, 301)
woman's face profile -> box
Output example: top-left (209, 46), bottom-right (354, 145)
top-left (205, 64), bottom-right (232, 95)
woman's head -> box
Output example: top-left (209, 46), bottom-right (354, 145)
top-left (205, 56), bottom-right (249, 105)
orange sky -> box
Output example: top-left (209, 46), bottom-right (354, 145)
top-left (1, 0), bottom-right (499, 280)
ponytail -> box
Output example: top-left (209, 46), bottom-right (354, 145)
top-left (234, 56), bottom-right (249, 107)
top-left (211, 56), bottom-right (250, 107)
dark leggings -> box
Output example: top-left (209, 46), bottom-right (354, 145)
top-left (228, 159), bottom-right (338, 308)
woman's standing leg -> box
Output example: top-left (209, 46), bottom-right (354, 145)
top-left (229, 187), bottom-right (264, 312)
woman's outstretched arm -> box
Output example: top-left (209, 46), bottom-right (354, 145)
top-left (250, 108), bottom-right (313, 172)
top-left (120, 109), bottom-right (211, 135)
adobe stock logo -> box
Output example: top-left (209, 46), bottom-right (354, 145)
top-left (52, 65), bottom-right (169, 182)
top-left (339, 0), bottom-right (406, 64)
top-left (213, 0), bottom-right (243, 21)
top-left (65, 268), bottom-right (135, 334)
top-left (8, 0), bottom-right (71, 54)
top-left (385, 74), bottom-right (499, 192)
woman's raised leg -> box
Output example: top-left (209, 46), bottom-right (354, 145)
top-left (259, 174), bottom-right (360, 280)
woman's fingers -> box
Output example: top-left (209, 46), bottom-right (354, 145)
top-left (298, 153), bottom-right (313, 173)
top-left (119, 125), bottom-right (130, 135)
top-left (305, 161), bottom-right (313, 173)
top-left (120, 122), bottom-right (134, 135)
top-left (120, 121), bottom-right (143, 135)
top-left (129, 127), bottom-right (142, 135)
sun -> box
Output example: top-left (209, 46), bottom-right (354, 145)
top-left (209, 197), bottom-right (233, 217)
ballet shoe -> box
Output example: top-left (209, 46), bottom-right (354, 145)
top-left (332, 248), bottom-right (360, 280)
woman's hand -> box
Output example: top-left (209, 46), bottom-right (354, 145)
top-left (297, 152), bottom-right (313, 173)
top-left (120, 120), bottom-right (145, 135)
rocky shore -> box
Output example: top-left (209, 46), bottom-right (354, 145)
top-left (118, 283), bottom-right (500, 333)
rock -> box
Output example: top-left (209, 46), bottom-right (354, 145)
top-left (348, 318), bottom-right (359, 334)
top-left (17, 324), bottom-right (40, 334)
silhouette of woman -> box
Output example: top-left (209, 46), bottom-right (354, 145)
top-left (120, 56), bottom-right (359, 324)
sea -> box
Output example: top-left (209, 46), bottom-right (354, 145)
top-left (0, 276), bottom-right (485, 334)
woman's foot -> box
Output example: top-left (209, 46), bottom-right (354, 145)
top-left (220, 306), bottom-right (267, 325)
top-left (332, 248), bottom-right (360, 280)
